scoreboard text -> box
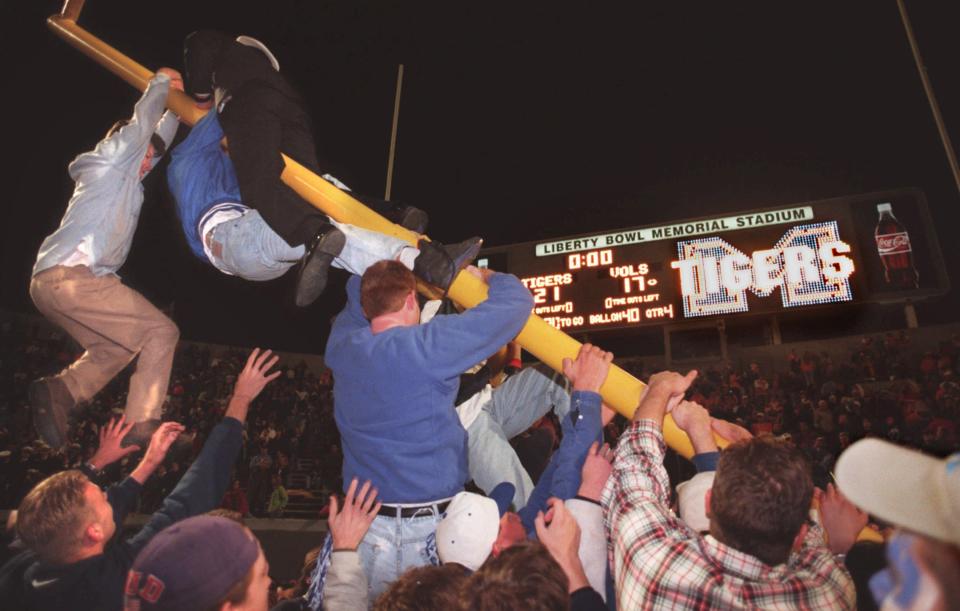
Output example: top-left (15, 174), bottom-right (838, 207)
top-left (479, 189), bottom-right (946, 332)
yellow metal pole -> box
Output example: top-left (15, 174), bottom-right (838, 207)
top-left (46, 6), bottom-right (726, 458)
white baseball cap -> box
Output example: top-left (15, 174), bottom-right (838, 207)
top-left (835, 438), bottom-right (960, 547)
top-left (436, 483), bottom-right (515, 571)
top-left (676, 471), bottom-right (714, 533)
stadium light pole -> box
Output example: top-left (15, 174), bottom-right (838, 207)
top-left (895, 0), bottom-right (960, 198)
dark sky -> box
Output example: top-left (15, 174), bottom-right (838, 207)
top-left (2, 1), bottom-right (959, 353)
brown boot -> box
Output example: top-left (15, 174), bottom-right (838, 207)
top-left (29, 377), bottom-right (75, 448)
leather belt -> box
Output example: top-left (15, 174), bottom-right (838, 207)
top-left (377, 500), bottom-right (451, 518)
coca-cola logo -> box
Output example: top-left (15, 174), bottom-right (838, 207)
top-left (876, 232), bottom-right (911, 255)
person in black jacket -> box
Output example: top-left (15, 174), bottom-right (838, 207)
top-left (183, 31), bottom-right (453, 307)
top-left (0, 348), bottom-right (280, 611)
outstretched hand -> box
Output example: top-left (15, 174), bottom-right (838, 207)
top-left (329, 478), bottom-right (381, 551)
top-left (636, 370), bottom-right (698, 422)
top-left (577, 441), bottom-right (614, 501)
top-left (89, 416), bottom-right (138, 470)
top-left (156, 67), bottom-right (184, 92)
top-left (535, 498), bottom-right (588, 593)
top-left (142, 422), bottom-right (186, 468)
top-left (817, 483), bottom-right (869, 554)
top-left (233, 348), bottom-right (282, 403)
top-left (562, 343), bottom-right (613, 393)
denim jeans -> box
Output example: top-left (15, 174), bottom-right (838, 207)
top-left (357, 508), bottom-right (443, 601)
top-left (466, 365), bottom-right (571, 509)
top-left (307, 505), bottom-right (443, 609)
top-left (209, 212), bottom-right (411, 281)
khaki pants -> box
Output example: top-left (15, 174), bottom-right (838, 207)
top-left (29, 265), bottom-right (179, 422)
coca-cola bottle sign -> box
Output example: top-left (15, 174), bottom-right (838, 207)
top-left (875, 232), bottom-right (912, 255)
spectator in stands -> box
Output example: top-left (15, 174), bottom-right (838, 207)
top-left (123, 515), bottom-right (270, 611)
top-left (248, 445), bottom-right (273, 516)
top-left (318, 261), bottom-right (532, 600)
top-left (267, 473), bottom-right (288, 518)
top-left (28, 69), bottom-right (183, 449)
top-left (0, 348), bottom-right (278, 611)
top-left (222, 478), bottom-right (251, 517)
top-left (602, 370), bottom-right (856, 609)
top-left (836, 439), bottom-right (960, 609)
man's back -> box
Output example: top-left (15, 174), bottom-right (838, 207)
top-left (326, 272), bottom-right (533, 503)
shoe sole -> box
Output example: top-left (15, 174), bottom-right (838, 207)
top-left (29, 380), bottom-right (67, 448)
top-left (295, 230), bottom-right (347, 307)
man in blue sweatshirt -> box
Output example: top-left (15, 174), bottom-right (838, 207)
top-left (323, 260), bottom-right (533, 599)
top-left (29, 69), bottom-right (183, 449)
top-left (0, 348), bottom-right (279, 611)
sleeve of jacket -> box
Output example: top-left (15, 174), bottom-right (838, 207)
top-left (106, 477), bottom-right (145, 531)
top-left (85, 73), bottom-right (172, 174)
top-left (520, 391), bottom-right (602, 532)
top-left (327, 275), bottom-right (371, 351)
top-left (120, 417), bottom-right (244, 558)
top-left (322, 551), bottom-right (369, 611)
top-left (413, 273), bottom-right (533, 380)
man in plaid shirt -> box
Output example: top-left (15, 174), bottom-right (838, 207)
top-left (601, 371), bottom-right (856, 610)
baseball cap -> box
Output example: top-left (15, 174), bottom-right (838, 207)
top-left (835, 438), bottom-right (960, 547)
top-left (436, 482), bottom-right (514, 571)
top-left (676, 471), bottom-right (714, 533)
top-left (124, 515), bottom-right (259, 611)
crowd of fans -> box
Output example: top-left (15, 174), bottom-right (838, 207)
top-left (1, 313), bottom-right (959, 610)
top-left (0, 318), bottom-right (342, 516)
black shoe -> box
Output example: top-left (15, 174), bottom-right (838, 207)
top-left (295, 226), bottom-right (346, 307)
top-left (30, 377), bottom-right (75, 448)
top-left (413, 237), bottom-right (483, 291)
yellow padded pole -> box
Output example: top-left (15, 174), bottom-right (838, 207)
top-left (47, 3), bottom-right (726, 459)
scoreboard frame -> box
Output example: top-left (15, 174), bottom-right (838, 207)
top-left (478, 188), bottom-right (948, 334)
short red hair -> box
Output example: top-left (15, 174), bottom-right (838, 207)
top-left (361, 260), bottom-right (417, 320)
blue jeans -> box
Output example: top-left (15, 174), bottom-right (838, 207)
top-left (209, 212), bottom-right (411, 281)
top-left (466, 365), bottom-right (571, 510)
top-left (358, 508), bottom-right (443, 601)
top-left (306, 506), bottom-right (442, 610)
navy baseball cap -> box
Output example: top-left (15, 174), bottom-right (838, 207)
top-left (125, 515), bottom-right (259, 611)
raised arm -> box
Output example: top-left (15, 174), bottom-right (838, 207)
top-left (92, 70), bottom-right (176, 169)
top-left (415, 270), bottom-right (534, 379)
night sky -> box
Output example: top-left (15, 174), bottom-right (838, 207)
top-left (2, 1), bottom-right (959, 354)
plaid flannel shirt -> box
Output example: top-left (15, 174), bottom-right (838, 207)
top-left (601, 420), bottom-right (856, 610)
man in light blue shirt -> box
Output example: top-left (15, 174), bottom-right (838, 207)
top-left (29, 69), bottom-right (183, 449)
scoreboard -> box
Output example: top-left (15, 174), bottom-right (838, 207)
top-left (478, 188), bottom-right (948, 333)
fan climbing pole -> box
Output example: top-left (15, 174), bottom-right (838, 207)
top-left (47, 0), bottom-right (727, 457)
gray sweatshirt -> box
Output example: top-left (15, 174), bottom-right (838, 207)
top-left (33, 73), bottom-right (179, 278)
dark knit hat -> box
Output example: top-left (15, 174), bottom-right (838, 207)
top-left (124, 515), bottom-right (259, 611)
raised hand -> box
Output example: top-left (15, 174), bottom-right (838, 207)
top-left (329, 478), bottom-right (381, 551)
top-left (562, 343), bottom-right (614, 393)
top-left (156, 67), bottom-right (184, 91)
top-left (142, 421), bottom-right (186, 468)
top-left (710, 418), bottom-right (753, 444)
top-left (233, 348), bottom-right (282, 403)
top-left (577, 442), bottom-right (614, 501)
top-left (818, 483), bottom-right (869, 554)
top-left (535, 498), bottom-right (589, 593)
top-left (89, 416), bottom-right (138, 470)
